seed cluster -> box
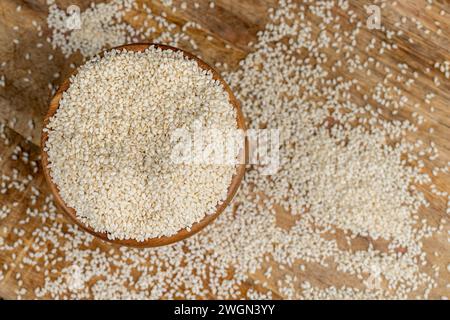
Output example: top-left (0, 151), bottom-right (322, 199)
top-left (44, 47), bottom-right (237, 240)
top-left (46, 0), bottom-right (200, 58)
top-left (0, 0), bottom-right (449, 300)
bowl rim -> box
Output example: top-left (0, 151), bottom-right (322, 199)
top-left (41, 43), bottom-right (248, 248)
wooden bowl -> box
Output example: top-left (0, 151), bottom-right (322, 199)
top-left (41, 43), bottom-right (247, 248)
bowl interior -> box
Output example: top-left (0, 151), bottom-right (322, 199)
top-left (41, 43), bottom-right (247, 248)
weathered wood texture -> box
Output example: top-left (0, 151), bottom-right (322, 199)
top-left (0, 0), bottom-right (449, 299)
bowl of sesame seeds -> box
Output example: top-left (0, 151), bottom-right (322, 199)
top-left (41, 43), bottom-right (247, 247)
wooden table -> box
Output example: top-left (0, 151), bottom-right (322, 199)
top-left (0, 0), bottom-right (449, 299)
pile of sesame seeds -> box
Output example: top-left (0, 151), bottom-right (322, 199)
top-left (44, 47), bottom-right (237, 240)
top-left (0, 0), bottom-right (449, 300)
top-left (46, 0), bottom-right (200, 59)
top-left (47, 0), bottom-right (137, 58)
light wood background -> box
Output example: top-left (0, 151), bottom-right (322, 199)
top-left (0, 0), bottom-right (449, 299)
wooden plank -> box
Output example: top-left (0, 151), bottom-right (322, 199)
top-left (0, 0), bottom-right (449, 299)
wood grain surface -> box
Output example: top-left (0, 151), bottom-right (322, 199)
top-left (0, 0), bottom-right (449, 299)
